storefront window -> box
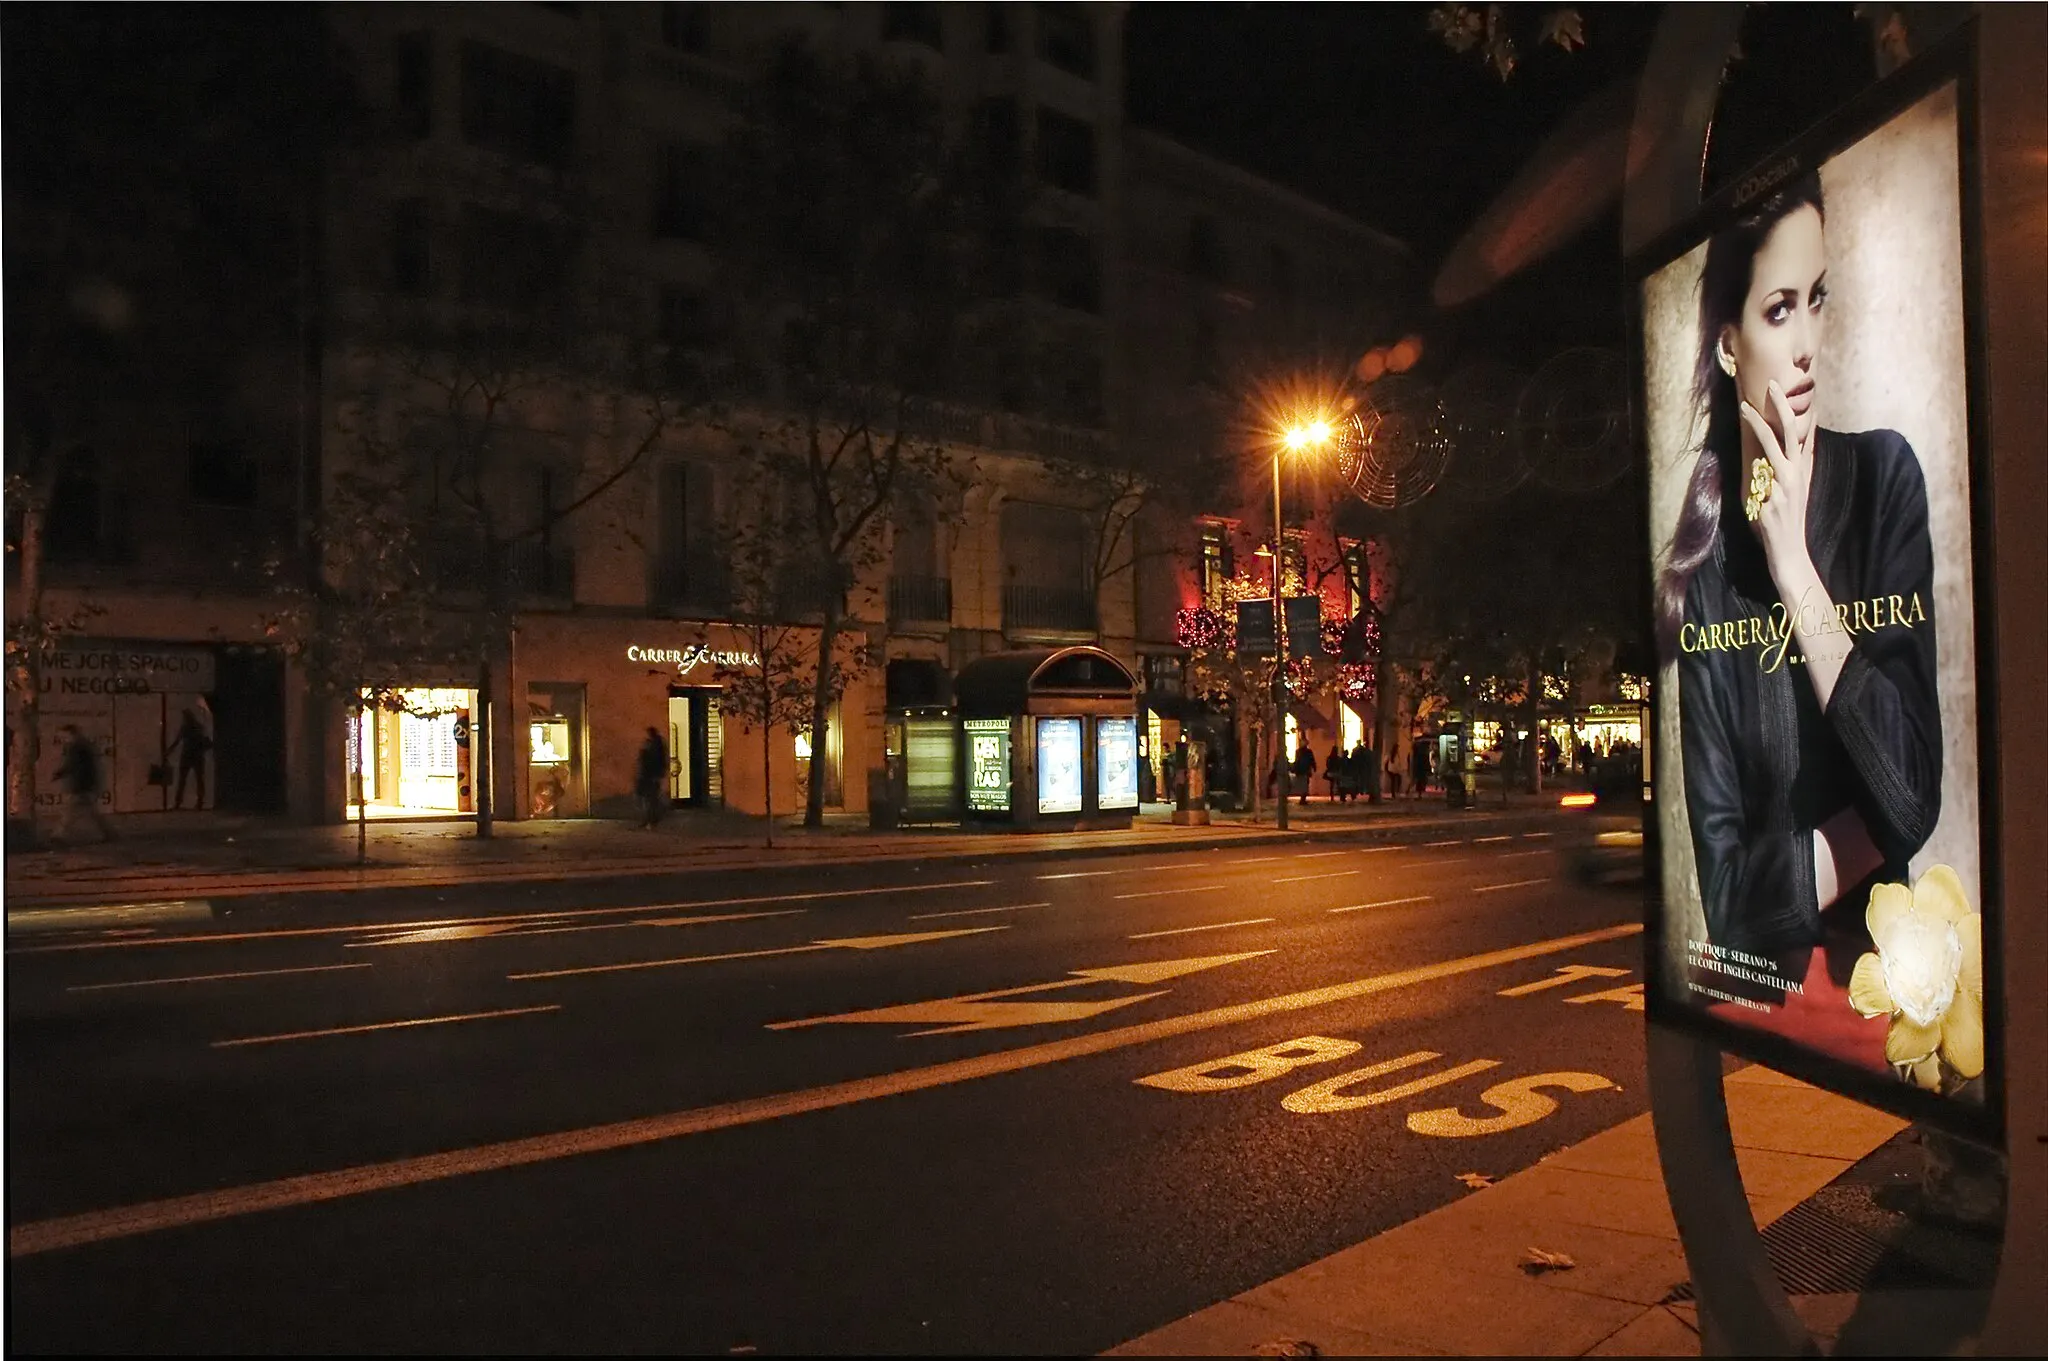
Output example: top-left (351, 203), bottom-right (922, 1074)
top-left (349, 686), bottom-right (476, 818)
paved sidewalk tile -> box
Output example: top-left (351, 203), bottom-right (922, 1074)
top-left (1585, 1304), bottom-right (1701, 1357)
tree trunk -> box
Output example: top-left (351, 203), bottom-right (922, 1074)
top-left (474, 653), bottom-right (494, 839)
top-left (761, 711), bottom-right (774, 849)
top-left (9, 502), bottom-right (46, 845)
top-left (803, 602), bottom-right (841, 830)
top-left (353, 704), bottom-right (370, 865)
top-left (1525, 657), bottom-right (1544, 795)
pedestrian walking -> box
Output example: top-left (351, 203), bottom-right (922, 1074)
top-left (166, 702), bottom-right (214, 810)
top-left (1292, 743), bottom-right (1317, 806)
top-left (1387, 755), bottom-right (1404, 800)
top-left (634, 727), bottom-right (668, 828)
top-left (1324, 743), bottom-right (1345, 804)
top-left (55, 724), bottom-right (116, 843)
top-left (1412, 740), bottom-right (1432, 797)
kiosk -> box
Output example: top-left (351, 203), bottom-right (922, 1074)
top-left (954, 646), bottom-right (1139, 832)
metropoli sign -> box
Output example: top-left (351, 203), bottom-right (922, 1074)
top-left (626, 643), bottom-right (762, 675)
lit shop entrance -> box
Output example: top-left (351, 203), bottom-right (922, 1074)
top-left (666, 686), bottom-right (724, 808)
top-left (347, 687), bottom-right (477, 819)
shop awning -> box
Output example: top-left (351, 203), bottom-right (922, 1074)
top-left (954, 646), bottom-right (1137, 718)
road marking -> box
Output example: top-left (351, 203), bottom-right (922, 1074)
top-left (1474, 835), bottom-right (1514, 843)
top-left (1521, 832), bottom-right (1553, 839)
top-left (213, 1005), bottom-right (559, 1049)
top-left (1564, 982), bottom-right (1647, 1011)
top-left (1472, 878), bottom-right (1553, 893)
top-left (1129, 918), bottom-right (1274, 940)
top-left (1292, 851), bottom-right (1349, 859)
top-left (1329, 896), bottom-right (1432, 914)
top-left (1498, 965), bottom-right (1632, 997)
top-left (908, 902), bottom-right (1049, 921)
top-left (507, 926), bottom-right (1008, 981)
top-left (1114, 884), bottom-right (1229, 900)
top-left (1225, 856), bottom-right (1286, 865)
top-left (1422, 839), bottom-right (1463, 848)
top-left (7, 900), bottom-right (213, 934)
top-left (1359, 845), bottom-right (1402, 853)
top-left (768, 950), bottom-right (1276, 1035)
top-left (1274, 870), bottom-right (1362, 884)
top-left (348, 909), bottom-right (806, 947)
top-left (68, 963), bottom-right (373, 993)
top-left (1490, 850), bottom-right (1553, 860)
top-left (8, 882), bottom-right (993, 954)
top-left (1036, 870), bottom-right (1116, 880)
top-left (7, 922), bottom-right (1640, 1257)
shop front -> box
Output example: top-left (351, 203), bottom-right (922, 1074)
top-left (347, 686), bottom-right (479, 819)
top-left (511, 615), bottom-right (871, 821)
top-left (954, 646), bottom-right (1139, 832)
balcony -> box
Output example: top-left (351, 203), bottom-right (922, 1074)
top-left (508, 542), bottom-right (576, 602)
top-left (1003, 583), bottom-right (1096, 637)
top-left (648, 553), bottom-right (730, 618)
top-left (887, 574), bottom-right (952, 628)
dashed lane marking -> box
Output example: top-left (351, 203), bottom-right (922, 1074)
top-left (213, 1004), bottom-right (560, 1049)
top-left (8, 882), bottom-right (994, 954)
top-left (1129, 918), bottom-right (1275, 940)
top-left (507, 926), bottom-right (1010, 981)
top-left (1114, 885), bottom-right (1230, 900)
top-left (1329, 896), bottom-right (1433, 914)
top-left (1521, 832), bottom-right (1553, 839)
top-left (1474, 835), bottom-right (1514, 843)
top-left (8, 922), bottom-right (1640, 1257)
top-left (347, 909), bottom-right (805, 947)
top-left (1422, 840), bottom-right (1463, 848)
top-left (1472, 878), bottom-right (1554, 894)
top-left (907, 902), bottom-right (1050, 922)
top-left (1274, 870), bottom-right (1362, 884)
top-left (68, 963), bottom-right (373, 993)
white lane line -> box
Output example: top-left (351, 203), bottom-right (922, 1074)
top-left (1359, 845), bottom-right (1402, 854)
top-left (1129, 918), bottom-right (1275, 940)
top-left (213, 1005), bottom-right (560, 1049)
top-left (10, 882), bottom-right (994, 954)
top-left (9, 922), bottom-right (1642, 1257)
top-left (908, 902), bottom-right (1050, 921)
top-left (1036, 870), bottom-right (1115, 880)
top-left (1114, 884), bottom-right (1231, 900)
top-left (1475, 835), bottom-right (1514, 843)
top-left (1274, 870), bottom-right (1363, 884)
top-left (1225, 856), bottom-right (1286, 865)
top-left (1473, 877), bottom-right (1554, 894)
top-left (1491, 850), bottom-right (1553, 861)
top-left (1292, 851), bottom-right (1349, 860)
top-left (346, 908), bottom-right (807, 948)
top-left (68, 963), bottom-right (373, 993)
top-left (509, 926), bottom-right (1009, 981)
top-left (1329, 896), bottom-right (1432, 914)
top-left (1522, 832), bottom-right (1553, 839)
top-left (1422, 839), bottom-right (1463, 848)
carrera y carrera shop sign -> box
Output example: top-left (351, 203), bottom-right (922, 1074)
top-left (626, 644), bottom-right (762, 675)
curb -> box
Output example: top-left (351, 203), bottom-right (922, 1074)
top-left (2, 806), bottom-right (1575, 913)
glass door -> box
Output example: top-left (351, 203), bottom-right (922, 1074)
top-left (667, 694), bottom-right (693, 805)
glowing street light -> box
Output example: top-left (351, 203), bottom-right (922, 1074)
top-left (1268, 413), bottom-right (1335, 830)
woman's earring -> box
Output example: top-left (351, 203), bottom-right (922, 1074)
top-left (1720, 353), bottom-right (1737, 378)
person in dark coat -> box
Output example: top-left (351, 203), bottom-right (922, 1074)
top-left (56, 724), bottom-right (116, 843)
top-left (167, 703), bottom-right (213, 810)
top-left (1324, 743), bottom-right (1346, 803)
top-left (634, 727), bottom-right (668, 828)
top-left (1291, 743), bottom-right (1317, 806)
top-left (1412, 740), bottom-right (1432, 798)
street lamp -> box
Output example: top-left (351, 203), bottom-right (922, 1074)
top-left (1270, 418), bottom-right (1334, 830)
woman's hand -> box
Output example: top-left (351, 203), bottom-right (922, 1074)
top-left (1738, 379), bottom-right (1817, 597)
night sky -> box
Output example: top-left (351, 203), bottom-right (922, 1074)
top-left (1125, 3), bottom-right (1875, 362)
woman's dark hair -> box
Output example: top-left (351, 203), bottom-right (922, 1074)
top-left (1655, 171), bottom-right (1825, 660)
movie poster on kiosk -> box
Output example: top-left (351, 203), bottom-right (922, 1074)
top-left (1635, 63), bottom-right (1996, 1132)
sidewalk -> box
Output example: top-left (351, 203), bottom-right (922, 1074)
top-left (3, 789), bottom-right (1572, 911)
top-left (1108, 1065), bottom-right (1998, 1357)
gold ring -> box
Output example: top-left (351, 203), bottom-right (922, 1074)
top-left (1743, 457), bottom-right (1775, 522)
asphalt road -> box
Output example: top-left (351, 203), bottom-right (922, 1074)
top-left (6, 821), bottom-right (1647, 1354)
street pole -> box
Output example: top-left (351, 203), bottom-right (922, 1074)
top-left (1272, 445), bottom-right (1288, 831)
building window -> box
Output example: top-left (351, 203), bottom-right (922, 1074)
top-left (985, 3), bottom-right (1011, 51)
top-left (1034, 108), bottom-right (1095, 196)
top-left (652, 461), bottom-right (720, 610)
top-left (1188, 214), bottom-right (1227, 282)
top-left (1341, 540), bottom-right (1367, 618)
top-left (460, 205), bottom-right (569, 309)
top-left (1046, 340), bottom-right (1103, 424)
top-left (661, 2), bottom-right (708, 51)
top-left (43, 452), bottom-right (104, 563)
top-left (1033, 224), bottom-right (1099, 313)
top-left (394, 32), bottom-right (432, 139)
top-left (393, 197), bottom-right (431, 295)
top-left (1036, 2), bottom-right (1096, 78)
top-left (189, 439), bottom-right (259, 508)
top-left (1198, 523), bottom-right (1230, 605)
top-left (882, 2), bottom-right (943, 48)
top-left (459, 41), bottom-right (575, 169)
top-left (975, 97), bottom-right (1021, 180)
top-left (653, 141), bottom-right (710, 240)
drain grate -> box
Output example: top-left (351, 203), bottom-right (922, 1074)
top-left (1660, 1199), bottom-right (1970, 1302)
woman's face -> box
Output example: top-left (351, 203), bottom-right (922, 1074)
top-left (1720, 204), bottom-right (1828, 448)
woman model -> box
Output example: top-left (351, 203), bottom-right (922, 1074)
top-left (1657, 171), bottom-right (1942, 988)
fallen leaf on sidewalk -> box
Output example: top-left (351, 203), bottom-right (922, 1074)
top-left (1456, 1171), bottom-right (1494, 1189)
top-left (1251, 1341), bottom-right (1321, 1357)
top-left (1521, 1247), bottom-right (1577, 1274)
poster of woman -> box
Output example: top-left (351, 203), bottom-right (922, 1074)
top-left (1637, 71), bottom-right (1993, 1123)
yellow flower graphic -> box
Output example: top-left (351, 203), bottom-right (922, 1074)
top-left (1847, 865), bottom-right (1984, 1091)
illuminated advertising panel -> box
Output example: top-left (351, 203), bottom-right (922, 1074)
top-left (1036, 716), bottom-right (1083, 815)
top-left (1633, 52), bottom-right (1996, 1136)
top-left (1096, 716), bottom-right (1138, 810)
top-left (964, 718), bottom-right (1011, 814)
